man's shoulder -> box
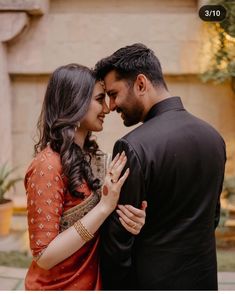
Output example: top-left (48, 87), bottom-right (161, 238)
top-left (188, 113), bottom-right (225, 143)
top-left (119, 124), bottom-right (147, 147)
top-left (118, 110), bottom-right (225, 148)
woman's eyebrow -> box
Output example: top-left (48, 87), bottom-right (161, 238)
top-left (95, 93), bottom-right (106, 98)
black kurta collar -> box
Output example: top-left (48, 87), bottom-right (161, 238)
top-left (144, 96), bottom-right (184, 122)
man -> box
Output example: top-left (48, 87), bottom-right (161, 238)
top-left (94, 43), bottom-right (226, 290)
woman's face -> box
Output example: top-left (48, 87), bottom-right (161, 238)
top-left (80, 82), bottom-right (110, 132)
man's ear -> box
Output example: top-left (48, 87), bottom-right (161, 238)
top-left (134, 74), bottom-right (148, 95)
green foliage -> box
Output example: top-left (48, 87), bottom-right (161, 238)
top-left (0, 251), bottom-right (31, 268)
top-left (219, 176), bottom-right (235, 227)
top-left (0, 163), bottom-right (22, 203)
top-left (212, 0), bottom-right (235, 37)
top-left (200, 0), bottom-right (235, 85)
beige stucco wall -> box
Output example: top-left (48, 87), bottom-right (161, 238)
top-left (11, 75), bottom-right (235, 196)
top-left (0, 0), bottom-right (234, 199)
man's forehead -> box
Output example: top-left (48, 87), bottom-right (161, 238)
top-left (106, 69), bottom-right (119, 81)
top-left (104, 71), bottom-right (120, 90)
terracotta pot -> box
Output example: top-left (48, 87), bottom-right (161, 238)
top-left (0, 199), bottom-right (13, 236)
top-left (232, 76), bottom-right (235, 93)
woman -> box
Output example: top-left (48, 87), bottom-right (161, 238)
top-left (25, 64), bottom-right (147, 290)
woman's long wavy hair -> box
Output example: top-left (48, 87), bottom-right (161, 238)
top-left (34, 64), bottom-right (101, 198)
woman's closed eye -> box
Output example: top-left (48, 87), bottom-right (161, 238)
top-left (96, 93), bottom-right (106, 104)
top-left (96, 97), bottom-right (104, 104)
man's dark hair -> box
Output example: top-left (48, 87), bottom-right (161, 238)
top-left (94, 43), bottom-right (168, 90)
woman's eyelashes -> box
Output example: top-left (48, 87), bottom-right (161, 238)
top-left (96, 98), bottom-right (104, 105)
top-left (96, 93), bottom-right (105, 103)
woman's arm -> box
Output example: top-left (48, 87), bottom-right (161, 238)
top-left (36, 152), bottom-right (128, 270)
top-left (36, 200), bottom-right (114, 270)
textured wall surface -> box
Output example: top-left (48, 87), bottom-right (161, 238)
top-left (0, 0), bottom-right (234, 198)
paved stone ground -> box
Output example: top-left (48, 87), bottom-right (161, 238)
top-left (0, 266), bottom-right (26, 290)
top-left (0, 267), bottom-right (234, 290)
top-left (0, 215), bottom-right (235, 290)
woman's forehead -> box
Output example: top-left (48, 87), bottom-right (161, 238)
top-left (94, 81), bottom-right (106, 93)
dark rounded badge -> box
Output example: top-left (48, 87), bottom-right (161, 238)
top-left (199, 5), bottom-right (227, 22)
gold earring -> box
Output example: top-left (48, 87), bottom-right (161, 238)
top-left (75, 122), bottom-right (80, 132)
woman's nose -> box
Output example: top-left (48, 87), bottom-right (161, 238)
top-left (103, 101), bottom-right (110, 114)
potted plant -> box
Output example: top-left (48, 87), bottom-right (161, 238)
top-left (0, 163), bottom-right (22, 236)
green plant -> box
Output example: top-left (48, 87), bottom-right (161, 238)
top-left (219, 176), bottom-right (235, 227)
top-left (200, 0), bottom-right (235, 88)
top-left (0, 163), bottom-right (22, 203)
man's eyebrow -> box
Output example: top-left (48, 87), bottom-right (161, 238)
top-left (107, 90), bottom-right (115, 96)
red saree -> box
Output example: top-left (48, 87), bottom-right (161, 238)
top-left (24, 146), bottom-right (103, 290)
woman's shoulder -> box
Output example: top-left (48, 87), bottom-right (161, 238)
top-left (26, 146), bottom-right (62, 177)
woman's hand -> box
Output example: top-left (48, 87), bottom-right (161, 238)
top-left (99, 151), bottom-right (129, 215)
top-left (116, 201), bottom-right (147, 235)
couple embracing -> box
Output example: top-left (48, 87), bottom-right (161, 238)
top-left (25, 43), bottom-right (226, 290)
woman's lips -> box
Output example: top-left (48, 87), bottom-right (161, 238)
top-left (98, 116), bottom-right (105, 123)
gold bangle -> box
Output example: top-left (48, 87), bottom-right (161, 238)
top-left (73, 220), bottom-right (94, 242)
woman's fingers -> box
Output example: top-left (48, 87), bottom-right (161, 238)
top-left (108, 151), bottom-right (127, 182)
top-left (111, 152), bottom-right (126, 177)
top-left (108, 153), bottom-right (120, 171)
top-left (112, 151), bottom-right (125, 169)
top-left (117, 168), bottom-right (129, 187)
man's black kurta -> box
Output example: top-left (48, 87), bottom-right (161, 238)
top-left (100, 97), bottom-right (226, 290)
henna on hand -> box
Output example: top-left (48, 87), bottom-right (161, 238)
top-left (102, 185), bottom-right (108, 196)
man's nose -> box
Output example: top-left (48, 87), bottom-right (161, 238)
top-left (109, 99), bottom-right (116, 111)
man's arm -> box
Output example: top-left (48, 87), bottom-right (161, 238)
top-left (100, 138), bottom-right (146, 290)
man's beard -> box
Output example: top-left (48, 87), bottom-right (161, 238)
top-left (117, 89), bottom-right (143, 127)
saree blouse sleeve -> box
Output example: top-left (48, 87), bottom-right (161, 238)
top-left (25, 151), bottom-right (65, 259)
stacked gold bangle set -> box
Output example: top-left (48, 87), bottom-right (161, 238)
top-left (73, 220), bottom-right (94, 242)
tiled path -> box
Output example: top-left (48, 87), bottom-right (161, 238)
top-left (0, 266), bottom-right (26, 290)
top-left (0, 266), bottom-right (234, 290)
top-left (0, 215), bottom-right (235, 290)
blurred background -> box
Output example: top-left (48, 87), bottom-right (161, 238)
top-left (0, 0), bottom-right (234, 290)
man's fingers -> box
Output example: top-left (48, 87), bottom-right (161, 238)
top-left (117, 204), bottom-right (144, 225)
top-left (116, 208), bottom-right (135, 225)
top-left (141, 200), bottom-right (148, 210)
top-left (121, 204), bottom-right (146, 218)
top-left (118, 213), bottom-right (135, 230)
top-left (119, 217), bottom-right (140, 235)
